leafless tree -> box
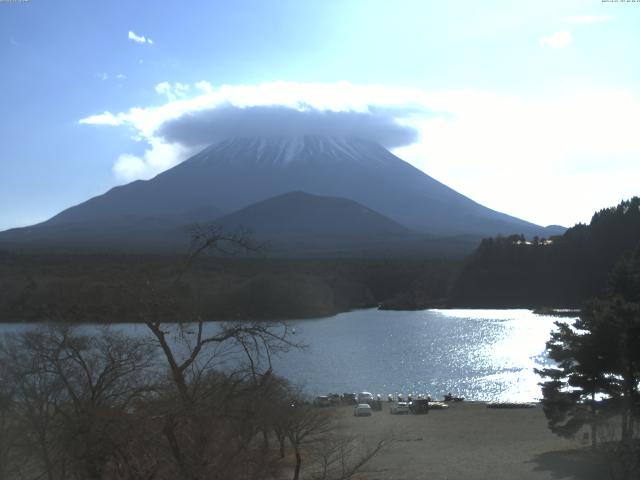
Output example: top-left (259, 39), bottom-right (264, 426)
top-left (0, 363), bottom-right (18, 480)
top-left (126, 225), bottom-right (300, 480)
top-left (281, 398), bottom-right (333, 480)
top-left (276, 397), bottom-right (388, 480)
top-left (0, 326), bottom-right (157, 480)
top-left (310, 433), bottom-right (387, 480)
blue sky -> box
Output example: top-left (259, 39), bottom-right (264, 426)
top-left (1, 0), bottom-right (639, 231)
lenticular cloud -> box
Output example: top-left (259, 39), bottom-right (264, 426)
top-left (157, 104), bottom-right (418, 149)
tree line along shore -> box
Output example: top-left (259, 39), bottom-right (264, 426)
top-left (1, 198), bottom-right (639, 323)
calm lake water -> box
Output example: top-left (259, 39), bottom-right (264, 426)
top-left (0, 309), bottom-right (568, 402)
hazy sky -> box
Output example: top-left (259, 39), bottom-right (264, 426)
top-left (1, 0), bottom-right (639, 231)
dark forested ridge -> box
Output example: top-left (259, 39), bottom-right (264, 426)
top-left (0, 252), bottom-right (458, 322)
top-left (449, 197), bottom-right (640, 308)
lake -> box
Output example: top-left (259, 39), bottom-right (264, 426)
top-left (271, 308), bottom-right (566, 402)
top-left (0, 308), bottom-right (567, 402)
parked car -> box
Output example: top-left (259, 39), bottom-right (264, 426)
top-left (444, 393), bottom-right (464, 402)
top-left (357, 391), bottom-right (374, 404)
top-left (354, 403), bottom-right (373, 417)
top-left (328, 393), bottom-right (341, 406)
top-left (410, 399), bottom-right (430, 414)
top-left (428, 401), bottom-right (449, 410)
top-left (342, 393), bottom-right (357, 405)
top-left (314, 395), bottom-right (331, 407)
top-left (390, 401), bottom-right (410, 414)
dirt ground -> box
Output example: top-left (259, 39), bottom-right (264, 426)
top-left (333, 402), bottom-right (609, 480)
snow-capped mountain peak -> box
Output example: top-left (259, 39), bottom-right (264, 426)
top-left (190, 135), bottom-right (394, 168)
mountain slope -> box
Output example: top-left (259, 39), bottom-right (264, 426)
top-left (211, 191), bottom-right (427, 255)
top-left (217, 191), bottom-right (411, 239)
top-left (0, 135), bottom-right (561, 252)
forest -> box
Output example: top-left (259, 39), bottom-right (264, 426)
top-left (0, 250), bottom-right (457, 323)
top-left (449, 197), bottom-right (640, 308)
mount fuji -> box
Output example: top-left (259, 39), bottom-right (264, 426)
top-left (0, 135), bottom-right (563, 253)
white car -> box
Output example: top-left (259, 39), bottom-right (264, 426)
top-left (354, 403), bottom-right (373, 416)
top-left (357, 391), bottom-right (374, 404)
top-left (390, 401), bottom-right (410, 414)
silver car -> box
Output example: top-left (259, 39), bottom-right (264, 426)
top-left (390, 401), bottom-right (410, 414)
top-left (354, 403), bottom-right (373, 416)
top-left (357, 391), bottom-right (374, 404)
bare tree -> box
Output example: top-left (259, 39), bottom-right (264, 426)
top-left (310, 433), bottom-right (387, 480)
top-left (282, 399), bottom-right (333, 480)
top-left (0, 363), bottom-right (18, 480)
top-left (126, 226), bottom-right (299, 480)
top-left (0, 326), bottom-right (157, 480)
top-left (276, 397), bottom-right (388, 480)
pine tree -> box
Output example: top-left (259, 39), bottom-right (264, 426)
top-left (537, 244), bottom-right (640, 448)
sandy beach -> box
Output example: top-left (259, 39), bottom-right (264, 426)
top-left (333, 402), bottom-right (608, 480)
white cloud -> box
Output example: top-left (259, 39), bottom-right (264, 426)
top-left (128, 30), bottom-right (153, 44)
top-left (394, 89), bottom-right (640, 226)
top-left (80, 80), bottom-right (427, 139)
top-left (94, 72), bottom-right (127, 82)
top-left (79, 81), bottom-right (640, 227)
top-left (113, 140), bottom-right (196, 182)
top-left (194, 80), bottom-right (213, 94)
top-left (79, 111), bottom-right (122, 126)
top-left (539, 31), bottom-right (573, 49)
top-left (154, 81), bottom-right (171, 96)
top-left (566, 15), bottom-right (614, 24)
top-left (113, 153), bottom-right (146, 180)
top-left (155, 81), bottom-right (190, 101)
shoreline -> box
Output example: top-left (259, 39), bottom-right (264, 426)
top-left (0, 305), bottom-right (576, 325)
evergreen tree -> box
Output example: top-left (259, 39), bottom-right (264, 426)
top-left (537, 245), bottom-right (640, 447)
top-left (536, 307), bottom-right (614, 448)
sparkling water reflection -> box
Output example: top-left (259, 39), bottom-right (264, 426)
top-left (271, 309), bottom-right (568, 402)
